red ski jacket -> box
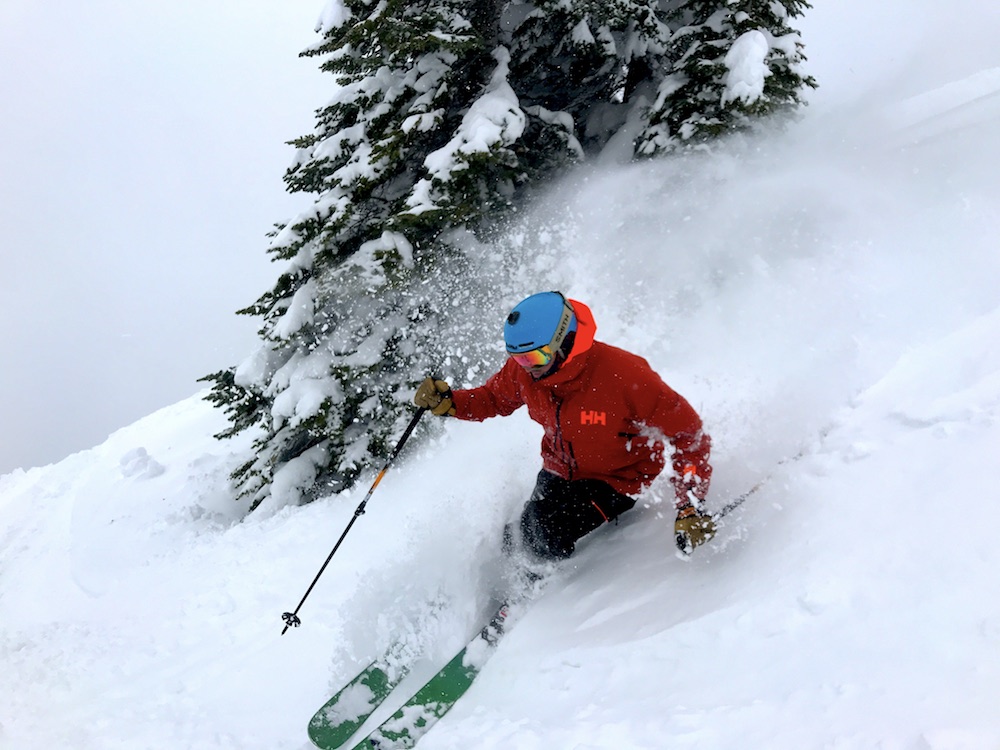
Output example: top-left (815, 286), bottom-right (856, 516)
top-left (451, 300), bottom-right (711, 499)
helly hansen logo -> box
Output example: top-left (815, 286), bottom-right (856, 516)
top-left (580, 410), bottom-right (606, 426)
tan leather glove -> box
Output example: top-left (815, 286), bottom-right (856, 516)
top-left (413, 377), bottom-right (455, 416)
top-left (675, 504), bottom-right (716, 555)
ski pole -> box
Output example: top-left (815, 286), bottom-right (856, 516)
top-left (281, 407), bottom-right (427, 634)
top-left (712, 447), bottom-right (809, 522)
top-left (712, 479), bottom-right (765, 522)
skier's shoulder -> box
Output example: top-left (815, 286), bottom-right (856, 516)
top-left (586, 341), bottom-right (674, 396)
top-left (589, 340), bottom-right (655, 371)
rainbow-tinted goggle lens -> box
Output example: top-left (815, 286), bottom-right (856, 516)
top-left (510, 344), bottom-right (554, 369)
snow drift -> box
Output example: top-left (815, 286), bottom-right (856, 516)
top-left (3, 2), bottom-right (1000, 748)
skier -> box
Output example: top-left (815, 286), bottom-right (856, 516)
top-left (414, 291), bottom-right (715, 559)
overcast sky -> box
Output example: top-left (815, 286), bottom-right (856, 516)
top-left (0, 1), bottom-right (329, 474)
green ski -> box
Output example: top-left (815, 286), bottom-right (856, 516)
top-left (350, 603), bottom-right (512, 749)
top-left (308, 657), bottom-right (409, 750)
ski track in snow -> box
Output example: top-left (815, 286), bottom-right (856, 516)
top-left (887, 66), bottom-right (1000, 147)
top-left (3, 5), bottom-right (1000, 750)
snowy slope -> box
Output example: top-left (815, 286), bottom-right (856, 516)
top-left (3, 2), bottom-right (1000, 749)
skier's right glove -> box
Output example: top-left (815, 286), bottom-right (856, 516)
top-left (414, 377), bottom-right (456, 416)
top-left (674, 504), bottom-right (716, 555)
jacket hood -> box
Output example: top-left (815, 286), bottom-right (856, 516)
top-left (564, 299), bottom-right (596, 365)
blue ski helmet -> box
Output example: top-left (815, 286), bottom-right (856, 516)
top-left (504, 291), bottom-right (577, 355)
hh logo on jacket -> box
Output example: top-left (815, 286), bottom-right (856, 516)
top-left (580, 410), bottom-right (607, 426)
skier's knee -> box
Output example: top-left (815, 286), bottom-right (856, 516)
top-left (520, 512), bottom-right (573, 560)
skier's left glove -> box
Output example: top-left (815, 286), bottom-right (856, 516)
top-left (673, 463), bottom-right (714, 554)
top-left (674, 505), bottom-right (716, 555)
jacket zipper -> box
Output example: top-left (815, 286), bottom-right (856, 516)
top-left (552, 394), bottom-right (576, 479)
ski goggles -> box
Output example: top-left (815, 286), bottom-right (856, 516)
top-left (509, 344), bottom-right (554, 369)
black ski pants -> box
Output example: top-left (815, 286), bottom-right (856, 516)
top-left (519, 470), bottom-right (636, 560)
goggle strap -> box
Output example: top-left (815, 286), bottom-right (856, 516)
top-left (548, 298), bottom-right (574, 355)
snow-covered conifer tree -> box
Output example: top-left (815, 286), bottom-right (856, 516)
top-left (506, 0), bottom-right (673, 157)
top-left (205, 0), bottom-right (817, 512)
top-left (204, 0), bottom-right (580, 511)
top-left (637, 0), bottom-right (817, 155)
